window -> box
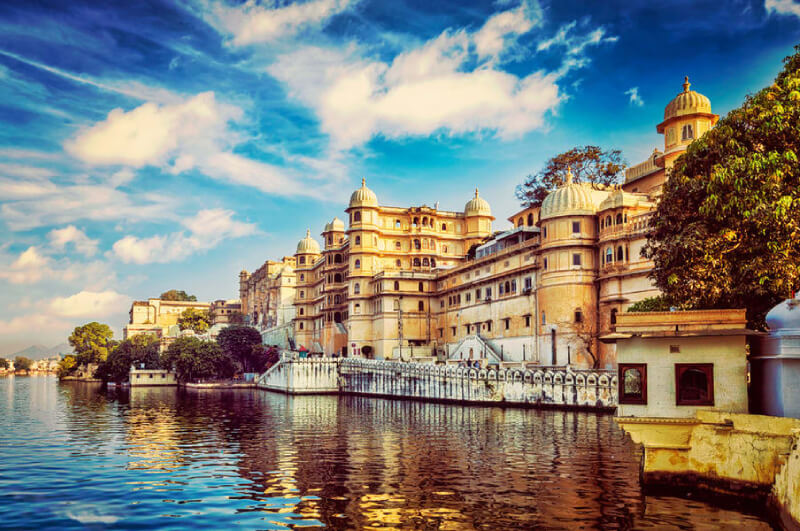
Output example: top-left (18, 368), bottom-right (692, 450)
top-left (466, 293), bottom-right (471, 302)
top-left (422, 257), bottom-right (430, 267)
top-left (524, 277), bottom-right (532, 291)
top-left (418, 301), bottom-right (424, 311)
top-left (486, 320), bottom-right (492, 332)
top-left (413, 217), bottom-right (419, 227)
top-left (606, 215), bottom-right (612, 227)
top-left (394, 281), bottom-right (400, 290)
top-left (440, 300), bottom-right (444, 309)
top-left (354, 303), bottom-right (361, 314)
top-left (475, 289), bottom-right (481, 300)
top-left (610, 308), bottom-right (618, 325)
top-left (572, 253), bottom-right (582, 266)
top-left (395, 241), bottom-right (401, 249)
top-left (485, 287), bottom-right (491, 299)
top-left (525, 315), bottom-right (531, 327)
top-left (543, 226), bottom-right (547, 238)
top-left (542, 311), bottom-right (546, 325)
top-left (299, 308), bottom-right (304, 315)
top-left (300, 274), bottom-right (304, 281)
top-left (443, 245), bottom-right (448, 254)
top-left (675, 364), bottom-right (714, 406)
top-left (395, 219), bottom-right (401, 229)
top-left (438, 328), bottom-right (443, 338)
top-left (354, 259), bottom-right (361, 269)
top-left (504, 281), bottom-right (510, 294)
top-left (334, 254), bottom-right (342, 263)
top-left (451, 326), bottom-right (456, 336)
top-left (670, 344), bottom-right (681, 353)
top-left (681, 124), bottom-right (694, 141)
top-left (354, 283), bottom-right (360, 294)
top-left (617, 246), bottom-right (624, 262)
top-left (353, 211), bottom-right (362, 222)
top-left (619, 364), bottom-right (647, 405)
top-left (499, 283), bottom-right (505, 295)
top-left (413, 258), bottom-right (421, 267)
top-left (605, 247), bottom-right (613, 264)
top-left (574, 309), bottom-right (583, 323)
top-left (504, 318), bottom-right (510, 330)
top-left (299, 256), bottom-right (306, 264)
top-left (414, 239), bottom-right (421, 250)
top-left (396, 259), bottom-right (401, 267)
top-left (543, 258), bottom-right (548, 270)
top-left (510, 280), bottom-right (516, 292)
top-left (572, 221), bottom-right (580, 233)
top-left (299, 322), bottom-right (304, 330)
top-left (355, 236), bottom-right (361, 245)
top-left (517, 217), bottom-right (524, 227)
top-left (527, 213), bottom-right (534, 226)
top-left (334, 273), bottom-right (342, 283)
top-left (300, 290), bottom-right (305, 298)
top-left (393, 300), bottom-right (400, 311)
top-left (418, 281), bottom-right (424, 292)
top-left (616, 213), bottom-right (623, 225)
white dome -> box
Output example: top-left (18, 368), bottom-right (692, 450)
top-left (296, 229), bottom-right (321, 255)
top-left (464, 188), bottom-right (491, 217)
top-left (349, 178), bottom-right (378, 208)
top-left (324, 217), bottom-right (345, 233)
top-left (664, 76), bottom-right (712, 121)
top-left (540, 168), bottom-right (598, 221)
top-left (766, 299), bottom-right (800, 332)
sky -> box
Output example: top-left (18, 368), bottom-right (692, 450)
top-left (0, 0), bottom-right (799, 354)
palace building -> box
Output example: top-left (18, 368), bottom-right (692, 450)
top-left (242, 77), bottom-right (718, 369)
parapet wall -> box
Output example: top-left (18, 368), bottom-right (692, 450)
top-left (258, 358), bottom-right (617, 410)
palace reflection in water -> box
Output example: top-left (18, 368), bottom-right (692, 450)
top-left (0, 376), bottom-right (773, 530)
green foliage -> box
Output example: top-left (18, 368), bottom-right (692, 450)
top-left (69, 322), bottom-right (114, 365)
top-left (95, 335), bottom-right (160, 383)
top-left (178, 308), bottom-right (210, 333)
top-left (0, 358), bottom-right (8, 370)
top-left (516, 146), bottom-right (626, 207)
top-left (13, 356), bottom-right (32, 371)
top-left (626, 296), bottom-right (675, 313)
top-left (57, 355), bottom-right (77, 378)
top-left (250, 344), bottom-right (281, 373)
top-left (217, 325), bottom-right (263, 373)
top-left (162, 337), bottom-right (236, 382)
top-left (643, 47), bottom-right (800, 328)
top-left (159, 290), bottom-right (197, 302)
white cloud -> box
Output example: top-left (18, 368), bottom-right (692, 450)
top-left (474, 0), bottom-right (542, 60)
top-left (0, 247), bottom-right (50, 284)
top-left (48, 226), bottom-right (99, 257)
top-left (49, 290), bottom-right (131, 319)
top-left (203, 0), bottom-right (358, 46)
top-left (112, 208), bottom-right (257, 264)
top-left (536, 21), bottom-right (617, 57)
top-left (765, 0), bottom-right (800, 17)
top-left (0, 245), bottom-right (117, 288)
top-left (625, 87), bottom-right (644, 107)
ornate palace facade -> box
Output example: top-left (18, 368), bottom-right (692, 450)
top-left (243, 78), bottom-right (718, 369)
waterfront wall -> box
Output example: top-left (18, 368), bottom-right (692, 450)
top-left (258, 358), bottom-right (617, 410)
top-left (616, 411), bottom-right (800, 528)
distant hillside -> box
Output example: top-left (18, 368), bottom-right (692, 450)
top-left (4, 343), bottom-right (71, 360)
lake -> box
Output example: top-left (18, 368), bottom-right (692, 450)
top-left (0, 375), bottom-right (774, 529)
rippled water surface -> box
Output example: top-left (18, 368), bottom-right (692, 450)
top-left (0, 375), bottom-right (774, 529)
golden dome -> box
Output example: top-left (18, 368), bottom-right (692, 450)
top-left (464, 188), bottom-right (491, 217)
top-left (296, 229), bottom-right (320, 254)
top-left (349, 178), bottom-right (378, 208)
top-left (324, 217), bottom-right (345, 232)
top-left (664, 76), bottom-right (712, 121)
top-left (540, 168), bottom-right (598, 221)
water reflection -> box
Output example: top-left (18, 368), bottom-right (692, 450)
top-left (0, 376), bottom-right (774, 530)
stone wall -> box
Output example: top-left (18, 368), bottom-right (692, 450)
top-left (258, 358), bottom-right (617, 410)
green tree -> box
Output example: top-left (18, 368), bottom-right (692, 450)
top-left (57, 354), bottom-right (77, 378)
top-left (178, 308), bottom-right (210, 333)
top-left (69, 322), bottom-right (114, 365)
top-left (250, 344), bottom-right (281, 373)
top-left (643, 47), bottom-right (800, 328)
top-left (159, 290), bottom-right (197, 302)
top-left (0, 358), bottom-right (8, 370)
top-left (515, 146), bottom-right (626, 208)
top-left (217, 326), bottom-right (263, 373)
top-left (14, 356), bottom-right (32, 372)
top-left (162, 337), bottom-right (235, 382)
top-left (626, 296), bottom-right (674, 313)
top-left (95, 335), bottom-right (160, 383)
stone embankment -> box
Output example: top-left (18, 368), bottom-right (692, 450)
top-left (257, 358), bottom-right (617, 410)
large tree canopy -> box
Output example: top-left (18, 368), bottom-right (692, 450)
top-left (178, 308), bottom-right (210, 333)
top-left (68, 322), bottom-right (114, 365)
top-left (162, 337), bottom-right (236, 382)
top-left (643, 47), bottom-right (800, 328)
top-left (96, 335), bottom-right (160, 383)
top-left (14, 356), bottom-right (32, 371)
top-left (217, 326), bottom-right (263, 373)
top-left (159, 290), bottom-right (197, 302)
top-left (515, 145), bottom-right (626, 208)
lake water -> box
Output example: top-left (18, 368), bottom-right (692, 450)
top-left (0, 375), bottom-right (774, 530)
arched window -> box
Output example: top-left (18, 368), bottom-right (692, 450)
top-left (299, 256), bottom-right (306, 264)
top-left (422, 217), bottom-right (428, 226)
top-left (413, 258), bottom-right (421, 267)
top-left (354, 283), bottom-right (360, 294)
top-left (610, 308), bottom-right (618, 325)
top-left (606, 215), bottom-right (612, 227)
top-left (574, 309), bottom-right (583, 323)
top-left (430, 258), bottom-right (436, 267)
top-left (354, 303), bottom-right (361, 314)
top-left (395, 241), bottom-right (401, 249)
top-left (600, 218), bottom-right (604, 229)
top-left (334, 311), bottom-right (342, 323)
top-left (300, 290), bottom-right (305, 298)
top-left (414, 239), bottom-right (421, 250)
top-left (682, 124), bottom-right (694, 141)
top-left (394, 281), bottom-right (400, 290)
top-left (334, 295), bottom-right (341, 304)
top-left (422, 239), bottom-right (428, 249)
top-left (504, 281), bottom-right (510, 293)
top-left (422, 257), bottom-right (430, 267)
top-left (418, 281), bottom-right (424, 292)
top-left (300, 274), bottom-right (305, 281)
top-left (395, 219), bottom-right (401, 229)
top-left (413, 217), bottom-right (419, 227)
top-left (616, 213), bottom-right (623, 225)
top-left (299, 308), bottom-right (304, 315)
top-left (395, 259), bottom-right (401, 267)
top-left (353, 211), bottom-right (361, 222)
top-left (354, 259), bottom-right (360, 269)
top-left (334, 254), bottom-right (342, 264)
top-left (606, 247), bottom-right (613, 264)
top-left (517, 217), bottom-right (524, 227)
top-left (418, 301), bottom-right (424, 311)
top-left (527, 213), bottom-right (534, 226)
top-left (617, 246), bottom-right (624, 261)
top-left (355, 235), bottom-right (361, 245)
top-left (299, 322), bottom-right (304, 330)
top-left (441, 223), bottom-right (447, 231)
top-left (334, 273), bottom-right (342, 283)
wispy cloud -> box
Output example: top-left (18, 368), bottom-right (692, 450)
top-left (48, 226), bottom-right (99, 257)
top-left (765, 0), bottom-right (800, 18)
top-left (625, 86), bottom-right (644, 107)
top-left (111, 208), bottom-right (257, 264)
top-left (49, 290), bottom-right (130, 319)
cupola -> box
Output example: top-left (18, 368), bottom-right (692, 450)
top-left (464, 188), bottom-right (491, 217)
top-left (324, 217), bottom-right (345, 233)
top-left (540, 168), bottom-right (598, 221)
top-left (348, 178), bottom-right (378, 209)
top-left (296, 229), bottom-right (321, 254)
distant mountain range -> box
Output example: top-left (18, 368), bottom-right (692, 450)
top-left (4, 343), bottom-right (71, 361)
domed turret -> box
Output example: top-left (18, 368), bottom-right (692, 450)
top-left (349, 178), bottom-right (378, 209)
top-left (664, 77), bottom-right (712, 121)
top-left (766, 299), bottom-right (800, 332)
top-left (296, 229), bottom-right (320, 255)
top-left (324, 217), bottom-right (345, 233)
top-left (540, 168), bottom-right (598, 221)
top-left (464, 188), bottom-right (491, 217)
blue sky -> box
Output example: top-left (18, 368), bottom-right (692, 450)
top-left (0, 0), bottom-right (798, 353)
